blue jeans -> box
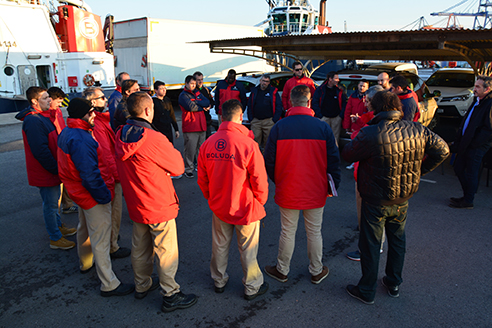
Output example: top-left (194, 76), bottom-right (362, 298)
top-left (358, 200), bottom-right (408, 301)
top-left (39, 186), bottom-right (63, 241)
top-left (454, 147), bottom-right (488, 204)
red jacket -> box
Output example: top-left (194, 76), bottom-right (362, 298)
top-left (343, 92), bottom-right (367, 131)
top-left (178, 88), bottom-right (209, 133)
top-left (281, 75), bottom-right (316, 111)
top-left (57, 118), bottom-right (114, 210)
top-left (115, 119), bottom-right (185, 224)
top-left (15, 107), bottom-right (65, 187)
top-left (197, 121), bottom-right (268, 225)
top-left (93, 111), bottom-right (120, 182)
top-left (214, 79), bottom-right (248, 115)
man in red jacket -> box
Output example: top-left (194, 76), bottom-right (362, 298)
top-left (197, 99), bottom-right (269, 300)
top-left (282, 61), bottom-right (316, 112)
top-left (115, 92), bottom-right (197, 312)
top-left (83, 87), bottom-right (130, 260)
top-left (15, 87), bottom-right (76, 250)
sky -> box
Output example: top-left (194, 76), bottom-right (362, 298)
top-left (88, 0), bottom-right (482, 32)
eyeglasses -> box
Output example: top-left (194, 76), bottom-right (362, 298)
top-left (94, 95), bottom-right (106, 100)
top-left (294, 68), bottom-right (303, 71)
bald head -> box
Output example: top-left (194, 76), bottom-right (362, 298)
top-left (377, 72), bottom-right (390, 90)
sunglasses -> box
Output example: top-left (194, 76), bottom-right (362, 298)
top-left (294, 68), bottom-right (303, 71)
top-left (94, 95), bottom-right (106, 100)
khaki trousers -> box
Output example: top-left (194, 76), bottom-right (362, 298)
top-left (110, 182), bottom-right (123, 253)
top-left (276, 206), bottom-right (325, 276)
top-left (183, 131), bottom-right (206, 174)
top-left (77, 203), bottom-right (120, 291)
top-left (59, 184), bottom-right (74, 211)
top-left (251, 118), bottom-right (275, 149)
top-left (131, 220), bottom-right (180, 297)
top-left (321, 116), bottom-right (342, 147)
top-left (210, 214), bottom-right (263, 296)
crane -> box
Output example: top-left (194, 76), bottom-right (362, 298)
top-left (431, 0), bottom-right (492, 29)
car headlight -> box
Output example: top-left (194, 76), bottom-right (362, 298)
top-left (441, 94), bottom-right (471, 102)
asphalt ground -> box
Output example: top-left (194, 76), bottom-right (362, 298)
top-left (0, 110), bottom-right (491, 327)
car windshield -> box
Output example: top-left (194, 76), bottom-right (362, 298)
top-left (426, 72), bottom-right (475, 88)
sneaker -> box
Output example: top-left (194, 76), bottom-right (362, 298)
top-left (162, 291), bottom-right (197, 312)
top-left (135, 276), bottom-right (160, 299)
top-left (311, 266), bottom-right (329, 284)
top-left (110, 247), bottom-right (131, 259)
top-left (184, 172), bottom-right (194, 179)
top-left (346, 285), bottom-right (374, 305)
top-left (265, 265), bottom-right (288, 283)
top-left (346, 163), bottom-right (355, 170)
top-left (100, 283), bottom-right (135, 297)
top-left (59, 223), bottom-right (77, 237)
top-left (171, 175), bottom-right (183, 180)
top-left (244, 282), bottom-right (269, 301)
top-left (381, 276), bottom-right (399, 298)
top-left (50, 237), bottom-right (75, 250)
top-left (448, 199), bottom-right (473, 209)
top-left (62, 205), bottom-right (78, 214)
top-left (346, 250), bottom-right (360, 261)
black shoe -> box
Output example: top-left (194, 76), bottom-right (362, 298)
top-left (100, 283), bottom-right (135, 297)
top-left (135, 276), bottom-right (160, 300)
top-left (346, 285), bottom-right (374, 305)
top-left (244, 282), bottom-right (269, 301)
top-left (448, 199), bottom-right (474, 209)
top-left (381, 277), bottom-right (399, 298)
top-left (215, 282), bottom-right (227, 294)
top-left (162, 291), bottom-right (197, 312)
top-left (184, 172), bottom-right (194, 179)
top-left (110, 247), bottom-right (131, 259)
top-left (450, 196), bottom-right (464, 204)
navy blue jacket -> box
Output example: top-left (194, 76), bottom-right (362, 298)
top-left (246, 85), bottom-right (283, 122)
top-left (312, 81), bottom-right (347, 118)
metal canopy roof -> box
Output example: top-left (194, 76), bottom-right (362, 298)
top-left (201, 29), bottom-right (492, 74)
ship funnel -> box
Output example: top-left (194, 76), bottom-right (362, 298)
top-left (319, 0), bottom-right (326, 26)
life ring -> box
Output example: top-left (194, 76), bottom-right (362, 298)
top-left (83, 74), bottom-right (95, 86)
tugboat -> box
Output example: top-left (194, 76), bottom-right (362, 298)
top-left (0, 0), bottom-right (115, 113)
top-left (263, 0), bottom-right (332, 36)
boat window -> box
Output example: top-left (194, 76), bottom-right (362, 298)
top-left (4, 66), bottom-right (14, 76)
top-left (301, 14), bottom-right (309, 32)
top-left (272, 14), bottom-right (287, 33)
top-left (289, 13), bottom-right (300, 33)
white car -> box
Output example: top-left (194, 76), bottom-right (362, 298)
top-left (426, 68), bottom-right (476, 118)
top-left (209, 71), bottom-right (298, 129)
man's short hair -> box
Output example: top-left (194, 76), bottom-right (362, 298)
top-left (360, 79), bottom-right (369, 85)
top-left (365, 85), bottom-right (385, 101)
top-left (477, 75), bottom-right (492, 89)
top-left (47, 87), bottom-right (66, 100)
top-left (116, 72), bottom-right (129, 84)
top-left (127, 91), bottom-right (151, 117)
top-left (326, 71), bottom-right (338, 80)
top-left (293, 61), bottom-right (303, 68)
top-left (26, 86), bottom-right (47, 104)
top-left (121, 79), bottom-right (139, 98)
top-left (185, 75), bottom-right (196, 84)
top-left (290, 85), bottom-right (311, 107)
top-left (222, 99), bottom-right (243, 121)
top-left (154, 80), bottom-right (165, 90)
top-left (193, 71), bottom-right (203, 78)
top-left (82, 86), bottom-right (104, 101)
top-left (389, 75), bottom-right (409, 89)
top-left (227, 69), bottom-right (237, 76)
top-left (260, 74), bottom-right (271, 81)
top-left (370, 90), bottom-right (403, 114)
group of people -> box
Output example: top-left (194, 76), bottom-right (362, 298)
top-left (17, 64), bottom-right (492, 311)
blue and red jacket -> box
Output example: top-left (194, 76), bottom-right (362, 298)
top-left (214, 79), bottom-right (247, 115)
top-left (16, 106), bottom-right (65, 187)
top-left (397, 89), bottom-right (419, 122)
top-left (57, 118), bottom-right (114, 210)
top-left (179, 88), bottom-right (210, 133)
top-left (281, 75), bottom-right (316, 111)
top-left (246, 84), bottom-right (283, 123)
top-left (108, 86), bottom-right (122, 131)
top-left (312, 81), bottom-right (347, 119)
top-left (264, 106), bottom-right (341, 210)
top-left (93, 111), bottom-right (119, 183)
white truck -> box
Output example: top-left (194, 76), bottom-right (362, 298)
top-left (112, 17), bottom-right (269, 93)
top-left (0, 0), bottom-right (115, 113)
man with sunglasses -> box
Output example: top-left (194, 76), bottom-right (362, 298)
top-left (83, 87), bottom-right (131, 260)
top-left (58, 98), bottom-right (134, 297)
top-left (281, 61), bottom-right (316, 112)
